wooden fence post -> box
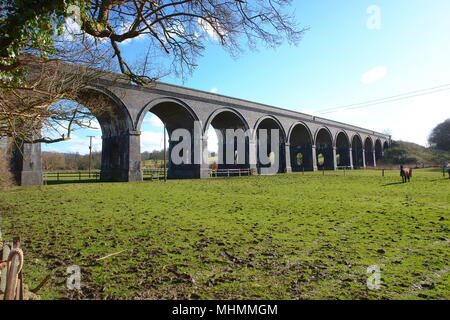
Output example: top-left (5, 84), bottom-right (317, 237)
top-left (1, 242), bottom-right (11, 293)
top-left (4, 237), bottom-right (23, 300)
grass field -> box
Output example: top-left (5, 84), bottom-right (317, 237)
top-left (0, 169), bottom-right (449, 300)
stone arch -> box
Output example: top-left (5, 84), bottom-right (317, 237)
top-left (351, 134), bottom-right (364, 169)
top-left (205, 108), bottom-right (250, 173)
top-left (364, 137), bottom-right (374, 166)
top-left (137, 97), bottom-right (201, 179)
top-left (13, 86), bottom-right (139, 185)
top-left (136, 97), bottom-right (199, 131)
top-left (288, 122), bottom-right (314, 172)
top-left (314, 126), bottom-right (334, 146)
top-left (315, 127), bottom-right (334, 170)
top-left (253, 115), bottom-right (286, 141)
top-left (204, 107), bottom-right (250, 134)
top-left (254, 115), bottom-right (286, 174)
top-left (77, 86), bottom-right (135, 136)
top-left (71, 87), bottom-right (139, 182)
top-left (335, 131), bottom-right (351, 167)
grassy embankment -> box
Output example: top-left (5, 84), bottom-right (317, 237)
top-left (0, 169), bottom-right (449, 299)
top-left (380, 141), bottom-right (450, 167)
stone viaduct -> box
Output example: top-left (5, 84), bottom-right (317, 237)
top-left (11, 72), bottom-right (391, 186)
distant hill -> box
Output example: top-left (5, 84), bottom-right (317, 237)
top-left (380, 140), bottom-right (450, 166)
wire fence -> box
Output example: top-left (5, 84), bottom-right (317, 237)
top-left (42, 166), bottom-right (448, 183)
top-left (209, 168), bottom-right (253, 178)
top-left (44, 169), bottom-right (168, 182)
top-left (142, 169), bottom-right (166, 180)
top-left (44, 170), bottom-right (100, 182)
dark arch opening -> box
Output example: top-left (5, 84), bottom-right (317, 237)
top-left (29, 89), bottom-right (135, 185)
top-left (142, 101), bottom-right (199, 179)
top-left (336, 132), bottom-right (350, 167)
top-left (375, 139), bottom-right (383, 161)
top-left (76, 90), bottom-right (136, 182)
top-left (289, 123), bottom-right (313, 171)
top-left (77, 88), bottom-right (133, 137)
top-left (255, 118), bottom-right (285, 174)
top-left (365, 138), bottom-right (374, 166)
top-left (34, 98), bottom-right (102, 185)
top-left (383, 141), bottom-right (389, 150)
top-left (208, 110), bottom-right (250, 175)
top-left (352, 135), bottom-right (364, 169)
top-left (315, 128), bottom-right (334, 170)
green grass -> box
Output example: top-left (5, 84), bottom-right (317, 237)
top-left (0, 169), bottom-right (449, 300)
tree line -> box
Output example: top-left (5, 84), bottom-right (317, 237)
top-left (42, 151), bottom-right (102, 171)
top-left (1, 0), bottom-right (304, 144)
top-left (43, 149), bottom-right (170, 171)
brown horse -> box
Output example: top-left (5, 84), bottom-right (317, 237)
top-left (400, 165), bottom-right (412, 183)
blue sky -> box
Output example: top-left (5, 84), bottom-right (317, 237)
top-left (44, 0), bottom-right (450, 154)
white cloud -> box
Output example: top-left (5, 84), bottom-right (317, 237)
top-left (207, 126), bottom-right (219, 153)
top-left (113, 20), bottom-right (149, 45)
top-left (197, 17), bottom-right (225, 40)
top-left (42, 133), bottom-right (102, 155)
top-left (141, 131), bottom-right (166, 152)
top-left (118, 27), bottom-right (148, 45)
top-left (62, 18), bottom-right (82, 42)
top-left (143, 114), bottom-right (164, 128)
top-left (89, 119), bottom-right (101, 130)
top-left (63, 17), bottom-right (146, 46)
top-left (167, 21), bottom-right (186, 39)
top-left (361, 66), bottom-right (387, 84)
top-left (62, 18), bottom-right (108, 44)
top-left (210, 88), bottom-right (218, 93)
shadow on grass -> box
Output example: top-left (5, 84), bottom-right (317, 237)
top-left (382, 181), bottom-right (406, 186)
top-left (45, 180), bottom-right (101, 185)
top-left (428, 178), bottom-right (450, 182)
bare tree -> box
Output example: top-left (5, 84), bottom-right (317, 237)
top-left (0, 57), bottom-right (117, 143)
top-left (0, 0), bottom-right (307, 143)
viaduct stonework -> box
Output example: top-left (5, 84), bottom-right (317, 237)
top-left (12, 73), bottom-right (391, 186)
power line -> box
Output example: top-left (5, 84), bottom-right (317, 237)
top-left (87, 135), bottom-right (95, 178)
top-left (321, 83), bottom-right (450, 112)
top-left (318, 83), bottom-right (450, 114)
top-left (321, 86), bottom-right (450, 114)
